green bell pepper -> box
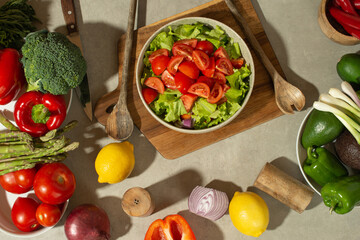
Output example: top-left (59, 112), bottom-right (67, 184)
top-left (303, 146), bottom-right (348, 186)
top-left (321, 175), bottom-right (360, 214)
top-left (301, 109), bottom-right (344, 148)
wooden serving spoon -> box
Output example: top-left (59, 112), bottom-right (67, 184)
top-left (106, 0), bottom-right (137, 140)
top-left (225, 0), bottom-right (305, 114)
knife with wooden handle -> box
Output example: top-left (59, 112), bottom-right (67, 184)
top-left (61, 0), bottom-right (93, 121)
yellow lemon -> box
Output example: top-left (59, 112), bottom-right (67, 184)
top-left (95, 142), bottom-right (135, 184)
top-left (229, 191), bottom-right (269, 237)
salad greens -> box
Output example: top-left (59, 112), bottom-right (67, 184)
top-left (142, 22), bottom-right (252, 130)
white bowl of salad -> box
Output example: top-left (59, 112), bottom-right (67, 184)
top-left (136, 17), bottom-right (254, 133)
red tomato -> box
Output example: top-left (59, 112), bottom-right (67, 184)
top-left (167, 56), bottom-right (184, 75)
top-left (223, 83), bottom-right (231, 93)
top-left (192, 50), bottom-right (210, 71)
top-left (151, 55), bottom-right (170, 75)
top-left (148, 49), bottom-right (169, 64)
top-left (180, 93), bottom-right (198, 112)
top-left (201, 57), bottom-right (215, 78)
top-left (178, 61), bottom-right (199, 79)
top-left (214, 46), bottom-right (230, 59)
top-left (172, 44), bottom-right (193, 61)
top-left (36, 203), bottom-right (62, 227)
top-left (173, 39), bottom-right (198, 48)
top-left (0, 168), bottom-right (36, 194)
top-left (144, 77), bottom-right (165, 94)
top-left (196, 40), bottom-right (214, 55)
top-left (213, 71), bottom-right (227, 84)
top-left (161, 70), bottom-right (177, 89)
top-left (181, 113), bottom-right (192, 120)
top-left (142, 88), bottom-right (158, 104)
top-left (33, 163), bottom-right (76, 205)
top-left (174, 72), bottom-right (195, 94)
top-left (188, 83), bottom-right (210, 98)
top-left (207, 82), bottom-right (224, 104)
top-left (197, 76), bottom-right (215, 89)
top-left (11, 197), bottom-right (40, 232)
top-left (216, 58), bottom-right (234, 76)
top-left (231, 58), bottom-right (245, 69)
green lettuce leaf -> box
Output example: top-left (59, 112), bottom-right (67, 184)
top-left (151, 89), bottom-right (186, 122)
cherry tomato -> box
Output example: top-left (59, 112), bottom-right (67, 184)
top-left (142, 88), bottom-right (158, 104)
top-left (214, 46), bottom-right (230, 59)
top-left (213, 71), bottom-right (227, 84)
top-left (161, 70), bottom-right (177, 89)
top-left (178, 61), bottom-right (199, 79)
top-left (151, 55), bottom-right (170, 75)
top-left (207, 82), bottom-right (224, 104)
top-left (144, 77), bottom-right (165, 94)
top-left (36, 203), bottom-right (62, 227)
top-left (201, 56), bottom-right (215, 78)
top-left (11, 197), bottom-right (40, 232)
top-left (33, 163), bottom-right (76, 205)
top-left (188, 83), bottom-right (210, 98)
top-left (180, 93), bottom-right (198, 112)
top-left (196, 40), bottom-right (214, 55)
top-left (167, 56), bottom-right (184, 75)
top-left (148, 49), bottom-right (169, 64)
top-left (192, 50), bottom-right (210, 71)
top-left (0, 168), bottom-right (36, 194)
top-left (174, 72), bottom-right (195, 94)
top-left (215, 58), bottom-right (234, 76)
top-left (231, 58), bottom-right (245, 69)
top-left (197, 76), bottom-right (215, 89)
top-left (173, 39), bottom-right (198, 48)
top-left (172, 44), bottom-right (193, 61)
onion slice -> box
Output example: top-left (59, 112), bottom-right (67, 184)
top-left (188, 186), bottom-right (229, 221)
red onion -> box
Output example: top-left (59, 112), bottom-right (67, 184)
top-left (188, 186), bottom-right (229, 221)
top-left (64, 204), bottom-right (110, 240)
top-left (182, 118), bottom-right (193, 128)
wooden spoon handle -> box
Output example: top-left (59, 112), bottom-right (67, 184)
top-left (225, 0), bottom-right (279, 80)
top-left (118, 0), bottom-right (137, 108)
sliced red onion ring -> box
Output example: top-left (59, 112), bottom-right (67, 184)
top-left (188, 186), bottom-right (229, 221)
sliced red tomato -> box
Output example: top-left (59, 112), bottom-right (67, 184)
top-left (172, 44), bottom-right (193, 61)
top-left (196, 40), bottom-right (214, 55)
top-left (148, 49), bottom-right (169, 63)
top-left (151, 55), bottom-right (170, 75)
top-left (207, 82), bottom-right (224, 104)
top-left (144, 77), bottom-right (165, 94)
top-left (215, 58), bottom-right (234, 76)
top-left (192, 50), bottom-right (210, 71)
top-left (201, 56), bottom-right (215, 78)
top-left (174, 72), bottom-right (195, 94)
top-left (181, 113), bottom-right (192, 120)
top-left (178, 61), bottom-right (199, 80)
top-left (231, 57), bottom-right (245, 69)
top-left (142, 88), bottom-right (158, 104)
top-left (167, 56), bottom-right (184, 75)
top-left (180, 93), bottom-right (198, 112)
top-left (223, 83), bottom-right (231, 93)
top-left (213, 71), bottom-right (227, 84)
top-left (214, 46), bottom-right (230, 59)
top-left (197, 76), bottom-right (215, 89)
top-left (188, 83), bottom-right (210, 98)
top-left (173, 39), bottom-right (198, 48)
top-left (161, 70), bottom-right (176, 89)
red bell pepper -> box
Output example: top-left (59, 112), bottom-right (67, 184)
top-left (144, 214), bottom-right (196, 240)
top-left (0, 48), bottom-right (26, 105)
top-left (14, 91), bottom-right (67, 137)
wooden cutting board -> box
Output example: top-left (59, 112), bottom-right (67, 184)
top-left (94, 0), bottom-right (284, 159)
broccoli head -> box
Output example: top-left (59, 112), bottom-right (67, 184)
top-left (21, 30), bottom-right (87, 95)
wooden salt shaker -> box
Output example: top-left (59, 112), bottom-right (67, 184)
top-left (121, 187), bottom-right (155, 217)
top-left (254, 162), bottom-right (314, 213)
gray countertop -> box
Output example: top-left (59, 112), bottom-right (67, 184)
top-left (0, 0), bottom-right (359, 239)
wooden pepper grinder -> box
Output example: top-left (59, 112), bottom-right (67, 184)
top-left (121, 187), bottom-right (155, 217)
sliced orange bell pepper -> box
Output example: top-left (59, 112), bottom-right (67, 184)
top-left (144, 214), bottom-right (196, 240)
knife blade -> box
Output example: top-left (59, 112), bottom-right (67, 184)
top-left (61, 0), bottom-right (93, 121)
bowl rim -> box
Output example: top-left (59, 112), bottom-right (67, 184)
top-left (136, 16), bottom-right (255, 134)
